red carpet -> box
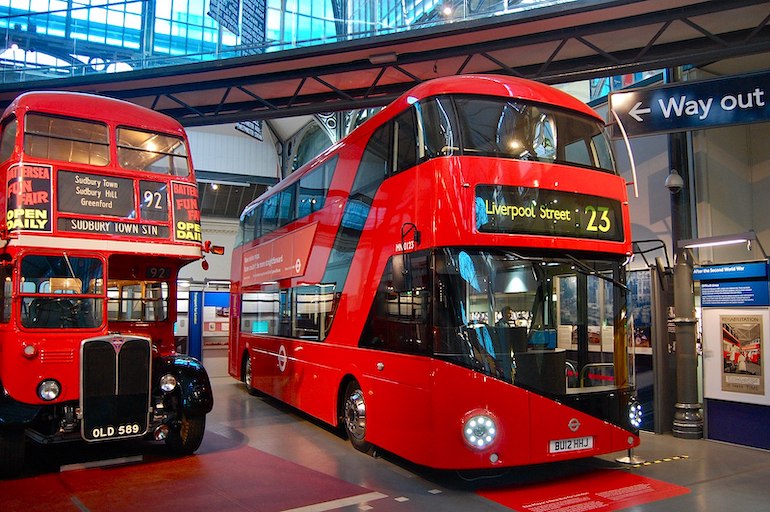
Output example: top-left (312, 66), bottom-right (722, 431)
top-left (478, 468), bottom-right (689, 511)
top-left (0, 441), bottom-right (376, 512)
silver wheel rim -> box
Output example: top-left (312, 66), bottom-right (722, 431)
top-left (344, 387), bottom-right (366, 441)
top-left (245, 355), bottom-right (252, 388)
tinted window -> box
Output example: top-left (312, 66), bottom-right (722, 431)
top-left (416, 97), bottom-right (456, 159)
top-left (394, 110), bottom-right (417, 173)
top-left (298, 156), bottom-right (336, 216)
top-left (360, 251), bottom-right (431, 355)
top-left (354, 123), bottom-right (389, 193)
top-left (451, 96), bottom-right (616, 173)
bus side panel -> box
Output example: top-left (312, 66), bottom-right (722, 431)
top-left (283, 341), bottom-right (343, 422)
top-left (346, 349), bottom-right (437, 454)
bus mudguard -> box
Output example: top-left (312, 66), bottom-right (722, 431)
top-left (154, 356), bottom-right (214, 415)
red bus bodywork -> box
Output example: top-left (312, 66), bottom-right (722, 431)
top-left (229, 75), bottom-right (640, 470)
top-left (0, 91), bottom-right (212, 478)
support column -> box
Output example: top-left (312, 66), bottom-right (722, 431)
top-left (671, 248), bottom-right (703, 438)
top-left (666, 66), bottom-right (702, 439)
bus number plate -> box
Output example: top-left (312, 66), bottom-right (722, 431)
top-left (549, 436), bottom-right (594, 453)
top-left (89, 423), bottom-right (145, 440)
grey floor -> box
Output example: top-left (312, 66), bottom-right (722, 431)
top-left (202, 347), bottom-right (770, 512)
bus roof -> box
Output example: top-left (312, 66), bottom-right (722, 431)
top-left (385, 74), bottom-right (604, 123)
top-left (242, 74), bottom-right (607, 215)
top-left (3, 91), bottom-right (186, 136)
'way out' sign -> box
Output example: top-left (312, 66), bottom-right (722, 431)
top-left (608, 70), bottom-right (769, 137)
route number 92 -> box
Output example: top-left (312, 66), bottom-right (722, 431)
top-left (585, 206), bottom-right (611, 233)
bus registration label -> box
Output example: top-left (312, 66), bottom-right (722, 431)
top-left (549, 436), bottom-right (594, 453)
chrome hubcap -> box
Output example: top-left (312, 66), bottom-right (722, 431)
top-left (344, 388), bottom-right (366, 441)
top-left (244, 356), bottom-right (252, 388)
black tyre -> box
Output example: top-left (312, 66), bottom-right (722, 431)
top-left (165, 413), bottom-right (206, 455)
top-left (242, 352), bottom-right (259, 396)
top-left (342, 380), bottom-right (373, 454)
top-left (0, 429), bottom-right (25, 479)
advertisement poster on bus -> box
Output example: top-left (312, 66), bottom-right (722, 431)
top-left (720, 315), bottom-right (764, 396)
top-left (172, 181), bottom-right (202, 243)
top-left (6, 163), bottom-right (52, 232)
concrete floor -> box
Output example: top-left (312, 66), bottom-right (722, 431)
top-left (3, 347), bottom-right (770, 511)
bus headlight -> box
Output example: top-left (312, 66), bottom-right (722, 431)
top-left (159, 374), bottom-right (178, 393)
top-left (628, 400), bottom-right (643, 429)
top-left (463, 413), bottom-right (497, 450)
top-left (38, 380), bottom-right (61, 401)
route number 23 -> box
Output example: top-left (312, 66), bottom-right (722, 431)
top-left (585, 206), bottom-right (611, 233)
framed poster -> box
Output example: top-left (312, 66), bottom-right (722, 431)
top-left (720, 315), bottom-right (764, 395)
top-left (702, 308), bottom-right (769, 405)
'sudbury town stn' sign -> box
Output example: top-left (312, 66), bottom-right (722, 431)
top-left (609, 70), bottom-right (770, 137)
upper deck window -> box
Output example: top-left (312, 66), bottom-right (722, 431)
top-left (426, 96), bottom-right (616, 174)
top-left (117, 127), bottom-right (190, 176)
top-left (24, 113), bottom-right (109, 166)
top-left (0, 117), bottom-right (17, 164)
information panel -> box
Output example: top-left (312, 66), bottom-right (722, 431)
top-left (694, 262), bottom-right (770, 307)
top-left (475, 185), bottom-right (623, 241)
top-left (57, 170), bottom-right (135, 217)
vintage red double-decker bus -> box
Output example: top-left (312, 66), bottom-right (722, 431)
top-left (228, 74), bottom-right (641, 469)
top-left (0, 91), bottom-right (213, 477)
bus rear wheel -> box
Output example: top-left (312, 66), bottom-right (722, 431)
top-left (165, 413), bottom-right (206, 455)
top-left (343, 380), bottom-right (373, 454)
top-left (0, 428), bottom-right (25, 478)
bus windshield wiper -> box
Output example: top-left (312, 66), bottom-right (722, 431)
top-left (63, 252), bottom-right (76, 279)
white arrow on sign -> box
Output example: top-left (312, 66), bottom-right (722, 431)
top-left (629, 101), bottom-right (652, 122)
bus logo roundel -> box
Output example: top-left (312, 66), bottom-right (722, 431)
top-left (278, 345), bottom-right (288, 372)
top-left (568, 418), bottom-right (581, 432)
top-left (295, 258), bottom-right (302, 273)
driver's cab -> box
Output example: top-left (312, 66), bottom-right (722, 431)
top-left (19, 253), bottom-right (104, 329)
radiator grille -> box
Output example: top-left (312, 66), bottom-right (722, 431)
top-left (81, 336), bottom-right (151, 441)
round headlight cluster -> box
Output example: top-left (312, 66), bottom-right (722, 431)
top-left (628, 400), bottom-right (643, 429)
top-left (38, 380), bottom-right (61, 401)
top-left (160, 374), bottom-right (178, 392)
top-left (463, 414), bottom-right (497, 450)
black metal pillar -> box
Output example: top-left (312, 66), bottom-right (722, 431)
top-left (667, 67), bottom-right (703, 439)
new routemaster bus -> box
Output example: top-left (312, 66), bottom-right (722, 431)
top-left (228, 74), bottom-right (642, 469)
top-left (0, 91), bottom-right (213, 477)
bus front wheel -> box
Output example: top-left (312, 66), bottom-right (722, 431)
top-left (343, 380), bottom-right (373, 454)
top-left (0, 428), bottom-right (25, 478)
top-left (165, 413), bottom-right (206, 455)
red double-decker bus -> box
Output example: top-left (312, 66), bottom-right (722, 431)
top-left (228, 74), bottom-right (641, 469)
top-left (0, 91), bottom-right (213, 477)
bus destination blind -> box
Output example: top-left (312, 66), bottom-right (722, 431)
top-left (55, 170), bottom-right (173, 238)
top-left (475, 185), bottom-right (624, 242)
